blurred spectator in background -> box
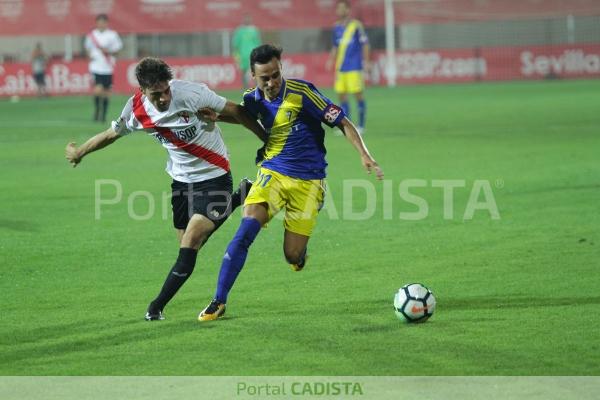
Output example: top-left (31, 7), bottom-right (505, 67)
top-left (232, 14), bottom-right (261, 88)
top-left (326, 0), bottom-right (370, 134)
top-left (85, 14), bottom-right (123, 122)
top-left (31, 42), bottom-right (48, 97)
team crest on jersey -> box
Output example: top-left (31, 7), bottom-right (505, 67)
top-left (324, 104), bottom-right (342, 124)
top-left (178, 111), bottom-right (190, 123)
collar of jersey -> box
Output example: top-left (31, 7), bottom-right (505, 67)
top-left (337, 18), bottom-right (353, 27)
top-left (255, 79), bottom-right (287, 103)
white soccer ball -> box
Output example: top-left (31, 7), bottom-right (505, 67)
top-left (394, 283), bottom-right (436, 323)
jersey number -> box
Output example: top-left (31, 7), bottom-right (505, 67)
top-left (257, 171), bottom-right (272, 188)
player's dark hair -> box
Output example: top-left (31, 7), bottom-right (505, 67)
top-left (337, 0), bottom-right (351, 7)
top-left (96, 14), bottom-right (108, 22)
top-left (135, 57), bottom-right (173, 89)
top-left (250, 44), bottom-right (283, 72)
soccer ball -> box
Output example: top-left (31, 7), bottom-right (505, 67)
top-left (394, 283), bottom-right (436, 323)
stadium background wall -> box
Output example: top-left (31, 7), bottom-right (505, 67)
top-left (1, 44), bottom-right (600, 97)
top-left (0, 0), bottom-right (599, 97)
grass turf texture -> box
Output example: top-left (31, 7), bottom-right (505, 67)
top-left (0, 80), bottom-right (599, 375)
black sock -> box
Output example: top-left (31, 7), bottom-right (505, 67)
top-left (101, 98), bottom-right (109, 122)
top-left (93, 96), bottom-right (100, 120)
top-left (230, 179), bottom-right (252, 211)
top-left (149, 247), bottom-right (198, 312)
top-left (231, 191), bottom-right (242, 211)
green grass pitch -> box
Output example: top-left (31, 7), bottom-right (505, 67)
top-left (0, 80), bottom-right (599, 375)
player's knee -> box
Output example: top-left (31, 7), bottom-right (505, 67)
top-left (181, 224), bottom-right (213, 249)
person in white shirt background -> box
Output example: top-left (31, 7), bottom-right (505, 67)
top-left (85, 14), bottom-right (123, 122)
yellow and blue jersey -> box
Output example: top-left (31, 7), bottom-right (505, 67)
top-left (333, 19), bottom-right (369, 72)
top-left (242, 79), bottom-right (346, 180)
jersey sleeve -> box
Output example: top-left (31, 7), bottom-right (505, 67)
top-left (179, 81), bottom-right (227, 113)
top-left (241, 90), bottom-right (259, 118)
top-left (300, 81), bottom-right (346, 127)
top-left (111, 97), bottom-right (135, 136)
top-left (108, 31), bottom-right (123, 53)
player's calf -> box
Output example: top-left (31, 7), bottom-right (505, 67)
top-left (144, 247), bottom-right (198, 320)
top-left (287, 247), bottom-right (308, 272)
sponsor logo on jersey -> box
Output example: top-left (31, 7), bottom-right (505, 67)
top-left (178, 111), bottom-right (190, 123)
top-left (324, 104), bottom-right (342, 124)
top-left (154, 125), bottom-right (197, 144)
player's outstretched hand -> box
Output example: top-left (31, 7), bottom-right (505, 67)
top-left (65, 142), bottom-right (81, 167)
top-left (197, 107), bottom-right (218, 122)
top-left (362, 155), bottom-right (384, 180)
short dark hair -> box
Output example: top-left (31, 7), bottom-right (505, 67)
top-left (96, 14), bottom-right (108, 22)
top-left (250, 44), bottom-right (283, 72)
top-left (135, 57), bottom-right (173, 89)
top-left (337, 0), bottom-right (351, 6)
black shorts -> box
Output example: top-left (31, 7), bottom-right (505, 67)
top-left (93, 73), bottom-right (113, 89)
top-left (33, 72), bottom-right (45, 86)
top-left (171, 172), bottom-right (233, 230)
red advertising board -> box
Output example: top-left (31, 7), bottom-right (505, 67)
top-left (0, 53), bottom-right (334, 97)
top-left (369, 44), bottom-right (600, 85)
top-left (1, 0), bottom-right (599, 36)
top-left (0, 0), bottom-right (378, 35)
top-left (2, 44), bottom-right (599, 97)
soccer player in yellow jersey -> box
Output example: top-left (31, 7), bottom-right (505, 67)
top-left (198, 44), bottom-right (383, 321)
top-left (326, 0), bottom-right (370, 134)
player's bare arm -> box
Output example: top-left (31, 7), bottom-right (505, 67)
top-left (219, 101), bottom-right (268, 143)
top-left (197, 107), bottom-right (225, 123)
top-left (362, 43), bottom-right (371, 74)
top-left (338, 117), bottom-right (384, 180)
top-left (326, 46), bottom-right (338, 71)
top-left (65, 127), bottom-right (120, 167)
top-left (196, 107), bottom-right (250, 124)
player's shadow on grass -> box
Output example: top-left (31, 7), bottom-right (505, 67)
top-left (444, 295), bottom-right (600, 311)
top-left (0, 219), bottom-right (39, 232)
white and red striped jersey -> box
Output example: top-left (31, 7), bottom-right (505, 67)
top-left (111, 80), bottom-right (230, 183)
top-left (85, 28), bottom-right (122, 75)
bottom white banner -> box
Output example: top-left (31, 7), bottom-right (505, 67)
top-left (1, 376), bottom-right (598, 400)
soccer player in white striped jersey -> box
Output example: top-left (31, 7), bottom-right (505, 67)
top-left (65, 57), bottom-right (267, 321)
top-left (85, 14), bottom-right (123, 123)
